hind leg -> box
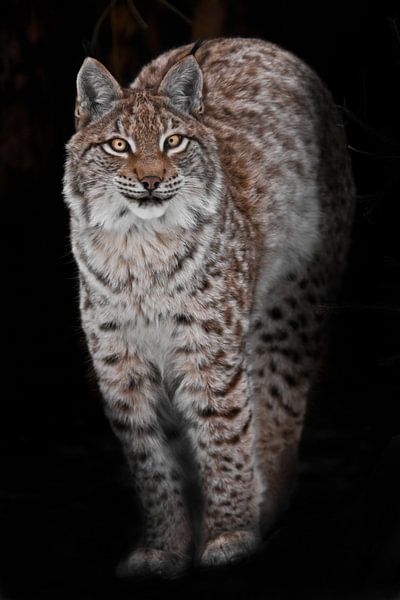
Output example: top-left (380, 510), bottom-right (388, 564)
top-left (248, 268), bottom-right (328, 534)
top-left (253, 399), bottom-right (303, 534)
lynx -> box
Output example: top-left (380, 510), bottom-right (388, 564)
top-left (63, 37), bottom-right (354, 577)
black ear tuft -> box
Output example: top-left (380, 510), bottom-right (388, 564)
top-left (158, 55), bottom-right (203, 115)
top-left (188, 39), bottom-right (205, 56)
top-left (75, 58), bottom-right (123, 129)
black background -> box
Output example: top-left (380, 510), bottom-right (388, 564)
top-left (1, 1), bottom-right (400, 599)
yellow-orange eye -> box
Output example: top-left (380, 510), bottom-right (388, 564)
top-left (164, 134), bottom-right (182, 150)
top-left (109, 138), bottom-right (128, 153)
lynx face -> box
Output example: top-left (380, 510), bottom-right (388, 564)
top-left (64, 57), bottom-right (221, 227)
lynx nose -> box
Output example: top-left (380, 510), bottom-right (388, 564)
top-left (140, 175), bottom-right (162, 191)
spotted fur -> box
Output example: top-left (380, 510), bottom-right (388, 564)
top-left (64, 37), bottom-right (355, 577)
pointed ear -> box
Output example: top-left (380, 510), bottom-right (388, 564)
top-left (159, 55), bottom-right (203, 115)
top-left (75, 57), bottom-right (123, 129)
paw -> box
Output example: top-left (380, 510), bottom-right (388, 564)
top-left (116, 547), bottom-right (190, 579)
top-left (199, 530), bottom-right (259, 568)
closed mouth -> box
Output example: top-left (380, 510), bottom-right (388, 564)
top-left (121, 191), bottom-right (175, 205)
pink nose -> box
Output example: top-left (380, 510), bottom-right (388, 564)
top-left (140, 175), bottom-right (162, 191)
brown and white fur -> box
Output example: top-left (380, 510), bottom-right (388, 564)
top-left (63, 38), bottom-right (354, 577)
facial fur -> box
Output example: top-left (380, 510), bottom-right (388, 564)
top-left (65, 87), bottom-right (221, 230)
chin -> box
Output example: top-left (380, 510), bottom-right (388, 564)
top-left (128, 202), bottom-right (169, 220)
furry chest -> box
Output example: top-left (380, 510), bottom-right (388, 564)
top-left (124, 312), bottom-right (175, 374)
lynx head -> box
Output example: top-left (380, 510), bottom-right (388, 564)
top-left (64, 54), bottom-right (221, 229)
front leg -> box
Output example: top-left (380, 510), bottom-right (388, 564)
top-left (85, 317), bottom-right (191, 578)
top-left (174, 344), bottom-right (262, 567)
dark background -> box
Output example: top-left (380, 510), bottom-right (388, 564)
top-left (1, 1), bottom-right (400, 599)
